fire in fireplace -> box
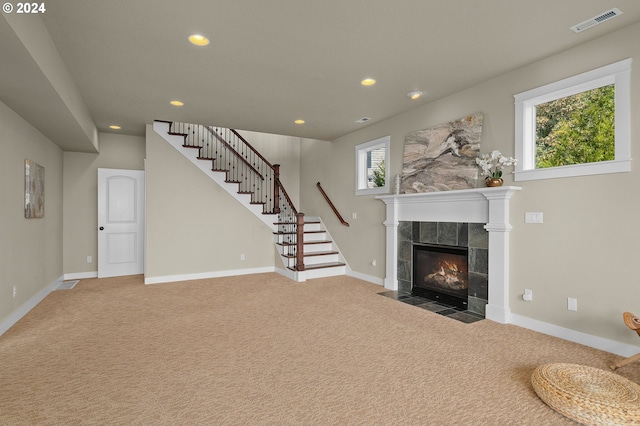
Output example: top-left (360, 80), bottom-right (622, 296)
top-left (412, 244), bottom-right (469, 309)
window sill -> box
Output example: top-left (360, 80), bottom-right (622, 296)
top-left (356, 186), bottom-right (390, 196)
top-left (514, 159), bottom-right (630, 181)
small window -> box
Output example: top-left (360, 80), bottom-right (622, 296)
top-left (514, 58), bottom-right (631, 181)
top-left (355, 136), bottom-right (390, 195)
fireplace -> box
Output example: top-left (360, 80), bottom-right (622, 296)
top-left (377, 187), bottom-right (521, 323)
top-left (398, 221), bottom-right (487, 316)
top-left (412, 243), bottom-right (469, 310)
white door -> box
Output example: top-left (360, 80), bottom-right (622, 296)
top-left (98, 168), bottom-right (145, 278)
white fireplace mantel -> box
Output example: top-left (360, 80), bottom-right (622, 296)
top-left (377, 186), bottom-right (521, 324)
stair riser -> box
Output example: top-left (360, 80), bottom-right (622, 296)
top-left (285, 259), bottom-right (342, 269)
top-left (273, 233), bottom-right (328, 243)
top-left (303, 254), bottom-right (340, 265)
top-left (304, 243), bottom-right (334, 253)
top-left (303, 223), bottom-right (323, 232)
top-left (304, 266), bottom-right (347, 279)
top-left (274, 223), bottom-right (322, 231)
top-left (276, 245), bottom-right (336, 257)
top-left (303, 233), bottom-right (328, 242)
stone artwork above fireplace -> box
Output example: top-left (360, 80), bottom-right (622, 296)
top-left (377, 186), bottom-right (521, 324)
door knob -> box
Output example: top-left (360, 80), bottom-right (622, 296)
top-left (99, 226), bottom-right (104, 231)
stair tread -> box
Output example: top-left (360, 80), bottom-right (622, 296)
top-left (274, 220), bottom-right (321, 225)
top-left (287, 262), bottom-right (346, 271)
top-left (274, 230), bottom-right (325, 235)
top-left (277, 240), bottom-right (333, 246)
top-left (282, 250), bottom-right (339, 258)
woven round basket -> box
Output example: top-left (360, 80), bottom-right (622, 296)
top-left (532, 363), bottom-right (640, 426)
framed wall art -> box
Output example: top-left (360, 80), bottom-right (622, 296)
top-left (25, 159), bottom-right (44, 218)
top-left (400, 113), bottom-right (483, 193)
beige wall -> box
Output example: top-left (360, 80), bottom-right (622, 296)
top-left (0, 101), bottom-right (63, 324)
top-left (63, 133), bottom-right (145, 275)
top-left (300, 23), bottom-right (640, 346)
top-left (145, 125), bottom-right (289, 280)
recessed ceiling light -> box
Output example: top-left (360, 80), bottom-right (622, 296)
top-left (294, 119), bottom-right (305, 124)
top-left (109, 125), bottom-right (121, 130)
top-left (361, 78), bottom-right (376, 86)
top-left (408, 91), bottom-right (423, 100)
top-left (355, 117), bottom-right (371, 124)
top-left (188, 34), bottom-right (210, 46)
top-left (170, 100), bottom-right (184, 106)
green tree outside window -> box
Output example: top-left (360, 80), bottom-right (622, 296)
top-left (535, 85), bottom-right (614, 169)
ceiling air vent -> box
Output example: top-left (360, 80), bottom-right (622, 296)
top-left (570, 8), bottom-right (623, 33)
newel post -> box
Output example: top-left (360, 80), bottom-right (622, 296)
top-left (296, 212), bottom-right (305, 271)
top-left (273, 164), bottom-right (281, 214)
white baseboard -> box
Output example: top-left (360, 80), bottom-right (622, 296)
top-left (274, 267), bottom-right (302, 282)
top-left (144, 266), bottom-right (276, 285)
top-left (347, 268), bottom-right (384, 286)
top-left (0, 274), bottom-right (63, 336)
top-left (64, 271), bottom-right (98, 280)
top-left (510, 313), bottom-right (640, 357)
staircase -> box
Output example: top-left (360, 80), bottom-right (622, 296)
top-left (153, 120), bottom-right (346, 282)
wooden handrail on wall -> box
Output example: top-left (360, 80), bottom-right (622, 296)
top-left (316, 182), bottom-right (349, 227)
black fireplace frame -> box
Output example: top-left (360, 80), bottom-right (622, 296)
top-left (412, 243), bottom-right (469, 310)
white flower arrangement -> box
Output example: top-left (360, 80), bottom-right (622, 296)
top-left (475, 150), bottom-right (517, 179)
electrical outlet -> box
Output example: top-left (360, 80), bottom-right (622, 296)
top-left (87, 255), bottom-right (93, 263)
top-left (525, 212), bottom-right (544, 224)
top-left (240, 253), bottom-right (245, 261)
top-left (352, 212), bottom-right (357, 220)
top-left (568, 297), bottom-right (578, 311)
top-left (13, 286), bottom-right (17, 298)
top-left (371, 259), bottom-right (377, 266)
top-left (523, 289), bottom-right (533, 302)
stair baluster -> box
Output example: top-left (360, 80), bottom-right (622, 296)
top-left (296, 213), bottom-right (305, 271)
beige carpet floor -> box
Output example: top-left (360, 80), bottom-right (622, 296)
top-left (1, 273), bottom-right (639, 425)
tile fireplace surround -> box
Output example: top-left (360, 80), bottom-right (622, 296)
top-left (377, 186), bottom-right (521, 324)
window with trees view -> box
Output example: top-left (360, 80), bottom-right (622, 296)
top-left (355, 136), bottom-right (390, 195)
top-left (514, 59), bottom-right (631, 181)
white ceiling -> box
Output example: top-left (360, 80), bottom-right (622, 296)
top-left (2, 0), bottom-right (640, 152)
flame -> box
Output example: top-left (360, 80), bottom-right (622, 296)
top-left (442, 260), bottom-right (459, 272)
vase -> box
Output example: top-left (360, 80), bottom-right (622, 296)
top-left (485, 177), bottom-right (504, 187)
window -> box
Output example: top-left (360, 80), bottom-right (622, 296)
top-left (355, 136), bottom-right (390, 195)
top-left (514, 58), bottom-right (631, 181)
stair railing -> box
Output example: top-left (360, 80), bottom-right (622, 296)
top-left (168, 121), bottom-right (305, 270)
top-left (274, 180), bottom-right (304, 270)
top-left (316, 182), bottom-right (350, 227)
